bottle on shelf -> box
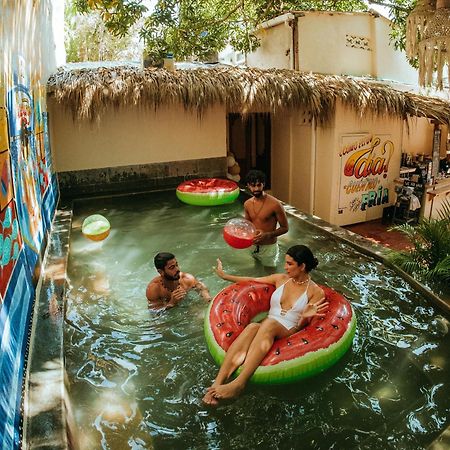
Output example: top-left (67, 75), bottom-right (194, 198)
top-left (163, 52), bottom-right (175, 71)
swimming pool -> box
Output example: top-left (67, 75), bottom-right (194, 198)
top-left (64, 190), bottom-right (449, 449)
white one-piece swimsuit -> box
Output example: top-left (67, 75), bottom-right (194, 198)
top-left (267, 279), bottom-right (309, 330)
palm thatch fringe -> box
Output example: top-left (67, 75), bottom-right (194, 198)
top-left (47, 65), bottom-right (450, 125)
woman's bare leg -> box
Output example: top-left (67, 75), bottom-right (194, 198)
top-left (202, 323), bottom-right (260, 405)
top-left (209, 320), bottom-right (289, 401)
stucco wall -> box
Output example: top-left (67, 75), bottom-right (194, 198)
top-left (298, 12), bottom-right (373, 76)
top-left (271, 114), bottom-right (292, 202)
top-left (245, 21), bottom-right (292, 69)
top-left (0, 1), bottom-right (59, 448)
top-left (271, 104), bottom-right (413, 226)
top-left (313, 123), bottom-right (338, 222)
top-left (297, 12), bottom-right (417, 83)
top-left (403, 117), bottom-right (435, 157)
top-left (403, 117), bottom-right (448, 158)
top-left (271, 102), bottom-right (410, 226)
top-left (317, 102), bottom-right (404, 225)
top-left (271, 110), bottom-right (314, 213)
top-left (48, 100), bottom-right (227, 172)
top-left (248, 11), bottom-right (418, 84)
top-left (373, 18), bottom-right (418, 84)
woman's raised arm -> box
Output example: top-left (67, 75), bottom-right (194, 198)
top-left (214, 258), bottom-right (281, 286)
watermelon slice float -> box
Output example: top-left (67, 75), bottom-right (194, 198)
top-left (204, 281), bottom-right (356, 385)
top-left (176, 178), bottom-right (240, 206)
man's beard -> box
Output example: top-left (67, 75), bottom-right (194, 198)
top-left (164, 272), bottom-right (180, 281)
top-left (253, 191), bottom-right (263, 198)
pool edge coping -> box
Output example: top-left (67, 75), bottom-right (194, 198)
top-left (23, 202), bottom-right (76, 450)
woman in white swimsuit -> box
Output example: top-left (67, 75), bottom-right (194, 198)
top-left (202, 245), bottom-right (328, 405)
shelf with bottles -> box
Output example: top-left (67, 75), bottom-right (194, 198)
top-left (400, 151), bottom-right (431, 169)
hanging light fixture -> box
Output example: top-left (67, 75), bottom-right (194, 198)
top-left (406, 0), bottom-right (436, 59)
top-left (418, 0), bottom-right (450, 89)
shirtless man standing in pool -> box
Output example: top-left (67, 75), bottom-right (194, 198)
top-left (244, 170), bottom-right (289, 268)
top-left (146, 252), bottom-right (211, 309)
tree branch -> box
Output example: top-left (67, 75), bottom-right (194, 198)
top-left (367, 0), bottom-right (411, 13)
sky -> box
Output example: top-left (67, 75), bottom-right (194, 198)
top-left (364, 0), bottom-right (391, 18)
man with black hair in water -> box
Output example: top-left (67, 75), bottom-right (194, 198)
top-left (146, 252), bottom-right (211, 309)
top-left (244, 169), bottom-right (289, 268)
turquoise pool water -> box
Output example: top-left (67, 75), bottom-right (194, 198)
top-left (65, 190), bottom-right (449, 449)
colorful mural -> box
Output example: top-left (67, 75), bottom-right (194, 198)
top-left (338, 134), bottom-right (394, 217)
top-left (0, 50), bottom-right (58, 450)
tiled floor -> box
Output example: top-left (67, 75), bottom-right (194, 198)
top-left (344, 219), bottom-right (412, 252)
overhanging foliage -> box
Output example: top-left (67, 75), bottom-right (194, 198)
top-left (73, 1), bottom-right (416, 63)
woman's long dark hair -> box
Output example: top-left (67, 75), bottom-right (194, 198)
top-left (286, 245), bottom-right (318, 273)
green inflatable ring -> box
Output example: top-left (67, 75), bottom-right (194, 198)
top-left (204, 281), bottom-right (356, 385)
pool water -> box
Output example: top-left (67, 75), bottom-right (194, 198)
top-left (65, 190), bottom-right (449, 450)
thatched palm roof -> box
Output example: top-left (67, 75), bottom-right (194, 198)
top-left (47, 65), bottom-right (450, 125)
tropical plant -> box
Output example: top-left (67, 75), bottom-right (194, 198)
top-left (72, 0), bottom-right (416, 64)
top-left (389, 199), bottom-right (450, 283)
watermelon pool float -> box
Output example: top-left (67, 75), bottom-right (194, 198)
top-left (204, 281), bottom-right (356, 385)
top-left (176, 178), bottom-right (240, 206)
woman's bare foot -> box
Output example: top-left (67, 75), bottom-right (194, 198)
top-left (202, 387), bottom-right (219, 406)
top-left (209, 380), bottom-right (244, 401)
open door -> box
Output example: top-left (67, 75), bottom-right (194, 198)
top-left (227, 113), bottom-right (271, 187)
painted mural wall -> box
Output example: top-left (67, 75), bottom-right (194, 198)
top-left (0, 1), bottom-right (59, 447)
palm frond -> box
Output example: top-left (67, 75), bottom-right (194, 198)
top-left (437, 198), bottom-right (450, 222)
top-left (423, 255), bottom-right (450, 282)
top-left (388, 210), bottom-right (450, 283)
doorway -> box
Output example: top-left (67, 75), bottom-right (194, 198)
top-left (227, 113), bottom-right (271, 188)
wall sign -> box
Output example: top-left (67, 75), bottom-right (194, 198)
top-left (339, 134), bottom-right (394, 215)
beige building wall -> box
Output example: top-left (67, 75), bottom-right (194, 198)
top-left (314, 124), bottom-right (338, 222)
top-left (271, 110), bottom-right (314, 213)
top-left (403, 117), bottom-right (434, 157)
top-left (271, 101), bottom-right (410, 226)
top-left (329, 103), bottom-right (403, 225)
top-left (271, 110), bottom-right (314, 214)
top-left (403, 117), bottom-right (448, 158)
top-left (48, 101), bottom-right (227, 172)
top-left (246, 21), bottom-right (292, 69)
top-left (298, 12), bottom-right (372, 76)
top-left (298, 12), bottom-right (417, 83)
top-left (290, 114), bottom-right (314, 213)
top-left (271, 114), bottom-right (292, 201)
top-left (373, 18), bottom-right (417, 84)
top-left (247, 11), bottom-right (418, 85)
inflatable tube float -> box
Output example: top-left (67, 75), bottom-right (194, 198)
top-left (176, 178), bottom-right (240, 206)
top-left (204, 281), bottom-right (356, 385)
